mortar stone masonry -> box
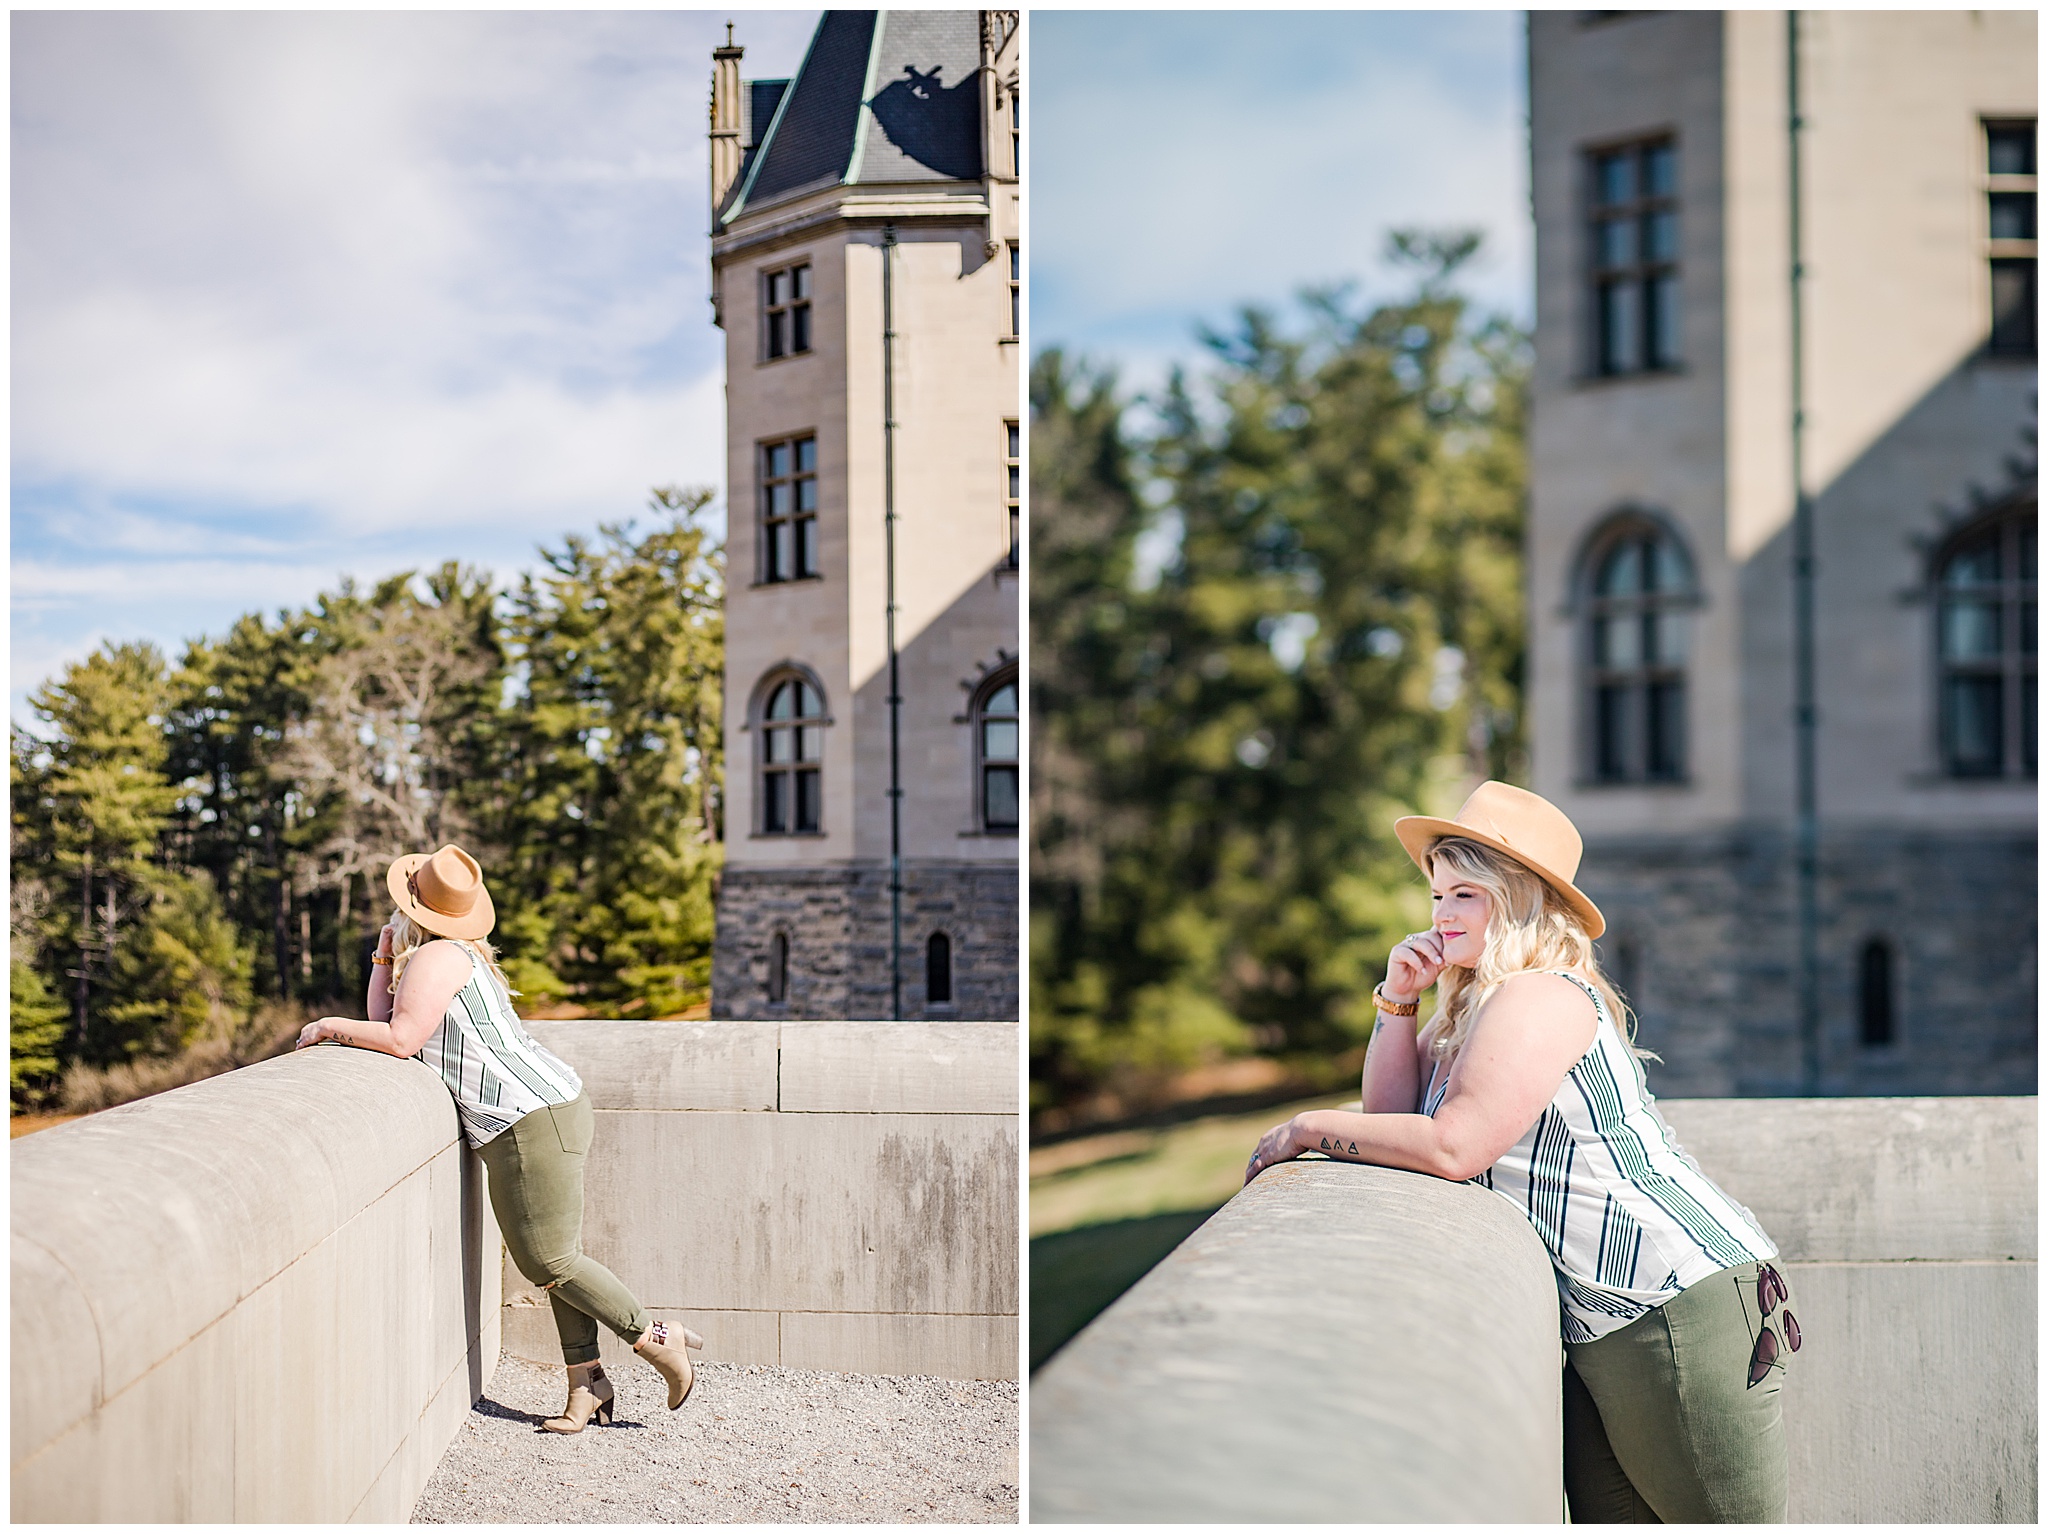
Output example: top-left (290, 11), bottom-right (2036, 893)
top-left (1588, 827), bottom-right (2037, 1097)
top-left (712, 862), bottom-right (1019, 1020)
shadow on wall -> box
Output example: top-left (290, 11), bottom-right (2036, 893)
top-left (713, 553), bottom-right (1019, 1022)
top-left (1732, 344), bottom-right (2038, 1095)
top-left (868, 65), bottom-right (982, 180)
top-left (1577, 342), bottom-right (2036, 1097)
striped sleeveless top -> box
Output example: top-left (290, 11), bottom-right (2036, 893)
top-left (1422, 970), bottom-right (1776, 1343)
top-left (412, 944), bottom-right (583, 1148)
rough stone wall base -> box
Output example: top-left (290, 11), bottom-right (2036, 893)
top-left (712, 861), bottom-right (1018, 1020)
top-left (1582, 826), bottom-right (2036, 1097)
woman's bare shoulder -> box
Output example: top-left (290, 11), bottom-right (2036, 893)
top-left (1487, 971), bottom-right (1600, 1042)
top-left (405, 940), bottom-right (475, 977)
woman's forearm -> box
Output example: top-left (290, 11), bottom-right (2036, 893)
top-left (319, 1016), bottom-right (404, 1056)
top-left (1286, 1108), bottom-right (1468, 1181)
top-left (366, 966), bottom-right (394, 1022)
top-left (1360, 1008), bottom-right (1421, 1114)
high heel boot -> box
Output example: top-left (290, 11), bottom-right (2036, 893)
top-left (633, 1320), bottom-right (705, 1410)
top-left (543, 1362), bottom-right (616, 1434)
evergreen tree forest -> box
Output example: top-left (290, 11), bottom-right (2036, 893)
top-left (1030, 235), bottom-right (1530, 1125)
top-left (11, 492), bottom-right (723, 1112)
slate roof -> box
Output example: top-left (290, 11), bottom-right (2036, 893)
top-left (719, 11), bottom-right (984, 230)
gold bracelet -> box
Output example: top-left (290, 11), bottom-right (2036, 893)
top-left (370, 955), bottom-right (393, 966)
top-left (1372, 982), bottom-right (1419, 1017)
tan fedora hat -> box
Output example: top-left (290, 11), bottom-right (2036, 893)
top-left (386, 844), bottom-right (497, 941)
top-left (1393, 781), bottom-right (1605, 939)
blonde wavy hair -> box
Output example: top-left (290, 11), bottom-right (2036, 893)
top-left (1416, 837), bottom-right (1653, 1066)
top-left (387, 909), bottom-right (520, 1006)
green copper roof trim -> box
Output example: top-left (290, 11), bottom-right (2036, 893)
top-left (845, 11), bottom-right (888, 186)
top-left (721, 14), bottom-right (822, 227)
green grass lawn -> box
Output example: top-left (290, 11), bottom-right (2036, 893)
top-left (1029, 1092), bottom-right (1352, 1369)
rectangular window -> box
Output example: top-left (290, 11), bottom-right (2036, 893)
top-left (1009, 243), bottom-right (1020, 338)
top-left (979, 679), bottom-right (1019, 832)
top-left (1588, 138), bottom-right (1680, 377)
top-left (760, 435), bottom-right (818, 583)
top-left (984, 765), bottom-right (1019, 831)
top-left (1645, 680), bottom-right (1685, 780)
top-left (1594, 685), bottom-right (1632, 781)
top-left (763, 262), bottom-right (812, 361)
top-left (1986, 120), bottom-right (2037, 358)
top-left (1938, 510), bottom-right (2036, 777)
top-left (1004, 420), bottom-right (1020, 569)
top-left (794, 767), bottom-right (821, 833)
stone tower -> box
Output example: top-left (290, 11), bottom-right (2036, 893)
top-left (707, 11), bottom-right (1022, 1021)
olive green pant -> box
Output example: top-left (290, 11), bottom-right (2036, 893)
top-left (477, 1092), bottom-right (649, 1367)
top-left (1563, 1262), bottom-right (1790, 1523)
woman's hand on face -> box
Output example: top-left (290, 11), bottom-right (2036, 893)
top-left (377, 924), bottom-right (397, 959)
top-left (1244, 1117), bottom-right (1303, 1186)
top-left (1383, 929), bottom-right (1448, 1004)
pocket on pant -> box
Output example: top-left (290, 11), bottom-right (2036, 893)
top-left (546, 1096), bottom-right (593, 1157)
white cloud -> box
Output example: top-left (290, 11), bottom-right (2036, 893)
top-left (12, 9), bottom-right (817, 723)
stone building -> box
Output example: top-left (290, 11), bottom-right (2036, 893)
top-left (1528, 12), bottom-right (2035, 1094)
top-left (705, 11), bottom-right (1020, 1020)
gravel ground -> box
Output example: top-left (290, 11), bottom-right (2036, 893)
top-left (411, 1353), bottom-right (1019, 1523)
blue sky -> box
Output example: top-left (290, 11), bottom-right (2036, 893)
top-left (12, 10), bottom-right (819, 728)
top-left (1031, 10), bottom-right (1531, 391)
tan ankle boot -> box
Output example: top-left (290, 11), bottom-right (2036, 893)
top-left (633, 1321), bottom-right (705, 1410)
top-left (543, 1363), bottom-right (615, 1433)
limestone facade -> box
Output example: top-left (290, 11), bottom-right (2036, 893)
top-left (707, 12), bottom-right (1021, 1021)
top-left (1528, 12), bottom-right (2036, 1094)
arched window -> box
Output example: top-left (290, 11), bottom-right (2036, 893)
top-left (975, 672), bottom-right (1019, 832)
top-left (926, 932), bottom-right (953, 1006)
top-left (759, 674), bottom-right (826, 833)
top-left (1858, 937), bottom-right (1894, 1048)
top-left (1935, 500), bottom-right (2035, 778)
top-left (767, 932), bottom-right (789, 1005)
top-left (1582, 517), bottom-right (1698, 783)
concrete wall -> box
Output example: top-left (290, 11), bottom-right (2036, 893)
top-left (501, 1020), bottom-right (1019, 1382)
top-left (11, 1048), bottom-right (499, 1523)
top-left (1030, 1159), bottom-right (1567, 1522)
top-left (1660, 1096), bottom-right (2036, 1523)
top-left (1030, 1097), bottom-right (2035, 1524)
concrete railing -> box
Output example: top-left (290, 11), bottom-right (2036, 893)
top-left (11, 1048), bottom-right (499, 1523)
top-left (1031, 1159), bottom-right (1566, 1521)
top-left (1659, 1096), bottom-right (2036, 1524)
top-left (12, 1018), bottom-right (1020, 1524)
top-left (1031, 1096), bottom-right (2036, 1525)
top-left (506, 1021), bottom-right (1019, 1381)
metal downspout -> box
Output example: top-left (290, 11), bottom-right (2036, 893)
top-left (882, 225), bottom-right (904, 1019)
top-left (1788, 12), bottom-right (1821, 1094)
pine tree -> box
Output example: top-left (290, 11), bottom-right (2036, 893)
top-left (12, 642), bottom-right (183, 1064)
top-left (494, 491), bottom-right (725, 1015)
top-left (10, 875), bottom-right (67, 1107)
top-left (1029, 235), bottom-right (1529, 1116)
